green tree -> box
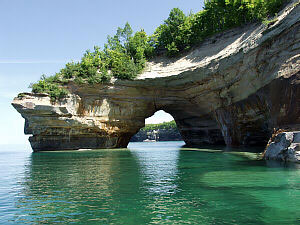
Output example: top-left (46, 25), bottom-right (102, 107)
top-left (154, 8), bottom-right (187, 56)
top-left (30, 0), bottom-right (288, 100)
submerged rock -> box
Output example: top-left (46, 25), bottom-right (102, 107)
top-left (12, 1), bottom-right (300, 152)
top-left (264, 132), bottom-right (300, 163)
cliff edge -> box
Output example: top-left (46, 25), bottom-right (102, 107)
top-left (12, 1), bottom-right (300, 157)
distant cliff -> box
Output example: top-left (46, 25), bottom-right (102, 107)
top-left (130, 121), bottom-right (182, 142)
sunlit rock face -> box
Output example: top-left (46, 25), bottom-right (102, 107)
top-left (12, 90), bottom-right (156, 151)
top-left (12, 1), bottom-right (300, 151)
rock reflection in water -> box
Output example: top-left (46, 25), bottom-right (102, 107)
top-left (130, 142), bottom-right (180, 195)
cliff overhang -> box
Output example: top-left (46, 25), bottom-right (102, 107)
top-left (12, 1), bottom-right (300, 157)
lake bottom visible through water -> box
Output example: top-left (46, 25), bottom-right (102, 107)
top-left (0, 141), bottom-right (299, 224)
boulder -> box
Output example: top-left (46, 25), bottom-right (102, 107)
top-left (264, 132), bottom-right (300, 163)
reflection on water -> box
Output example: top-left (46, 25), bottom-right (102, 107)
top-left (131, 142), bottom-right (179, 195)
top-left (130, 142), bottom-right (181, 224)
top-left (15, 149), bottom-right (142, 224)
top-left (0, 141), bottom-right (299, 224)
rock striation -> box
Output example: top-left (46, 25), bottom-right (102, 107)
top-left (12, 1), bottom-right (300, 153)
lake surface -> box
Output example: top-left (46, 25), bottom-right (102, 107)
top-left (0, 141), bottom-right (299, 224)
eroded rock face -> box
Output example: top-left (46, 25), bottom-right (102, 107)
top-left (12, 91), bottom-right (156, 151)
top-left (264, 132), bottom-right (300, 162)
top-left (12, 1), bottom-right (300, 152)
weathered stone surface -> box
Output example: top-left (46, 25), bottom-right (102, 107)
top-left (294, 132), bottom-right (300, 142)
top-left (12, 1), bottom-right (300, 152)
top-left (264, 131), bottom-right (300, 163)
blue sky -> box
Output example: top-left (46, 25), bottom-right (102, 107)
top-left (0, 0), bottom-right (205, 146)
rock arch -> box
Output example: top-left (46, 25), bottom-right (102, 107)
top-left (12, 2), bottom-right (300, 151)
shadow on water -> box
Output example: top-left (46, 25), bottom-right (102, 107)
top-left (176, 147), bottom-right (300, 224)
top-left (4, 142), bottom-right (299, 224)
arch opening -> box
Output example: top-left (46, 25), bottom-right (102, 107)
top-left (130, 110), bottom-right (183, 143)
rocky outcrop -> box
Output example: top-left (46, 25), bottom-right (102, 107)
top-left (12, 1), bottom-right (300, 152)
top-left (264, 131), bottom-right (300, 162)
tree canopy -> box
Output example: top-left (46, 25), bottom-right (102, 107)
top-left (141, 121), bottom-right (177, 132)
top-left (30, 0), bottom-right (289, 100)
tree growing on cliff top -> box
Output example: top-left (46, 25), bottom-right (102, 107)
top-left (154, 8), bottom-right (187, 56)
top-left (31, 23), bottom-right (153, 97)
top-left (30, 0), bottom-right (289, 100)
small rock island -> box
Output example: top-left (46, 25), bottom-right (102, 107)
top-left (12, 1), bottom-right (299, 162)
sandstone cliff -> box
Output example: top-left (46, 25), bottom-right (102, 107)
top-left (12, 1), bottom-right (300, 153)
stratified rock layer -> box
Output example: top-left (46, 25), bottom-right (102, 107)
top-left (12, 1), bottom-right (300, 152)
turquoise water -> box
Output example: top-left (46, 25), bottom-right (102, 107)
top-left (0, 141), bottom-right (299, 224)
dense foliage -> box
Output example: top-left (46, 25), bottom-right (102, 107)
top-left (31, 0), bottom-right (288, 100)
top-left (30, 75), bottom-right (69, 101)
top-left (154, 0), bottom-right (288, 56)
top-left (141, 120), bottom-right (177, 132)
top-left (30, 23), bottom-right (154, 101)
top-left (131, 120), bottom-right (182, 142)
